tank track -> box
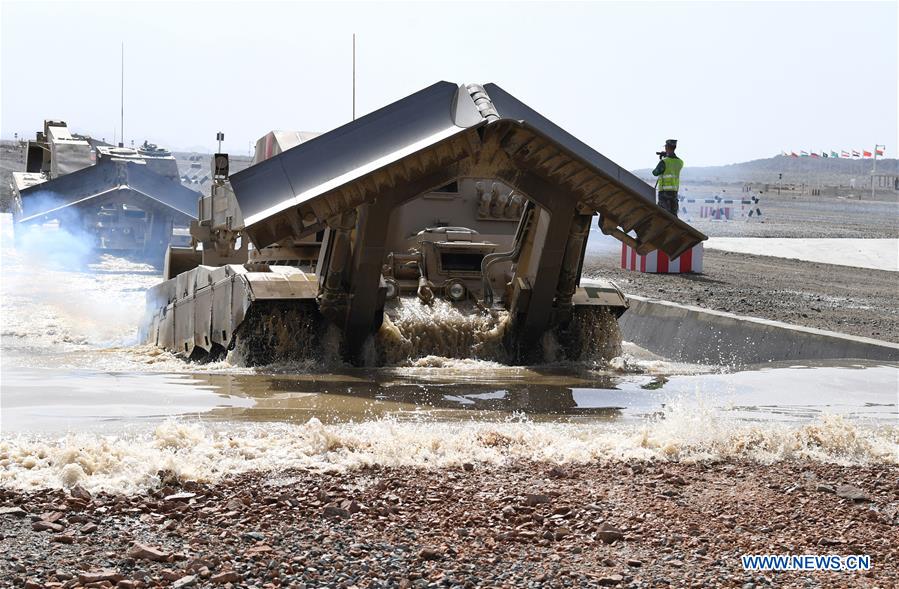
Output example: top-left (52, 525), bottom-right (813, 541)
top-left (553, 306), bottom-right (623, 362)
top-left (231, 300), bottom-right (326, 366)
top-left (215, 299), bottom-right (621, 368)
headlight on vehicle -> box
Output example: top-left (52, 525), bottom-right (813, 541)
top-left (446, 280), bottom-right (467, 302)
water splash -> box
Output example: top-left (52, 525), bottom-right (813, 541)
top-left (377, 299), bottom-right (511, 364)
top-left (1, 216), bottom-right (161, 354)
top-left (376, 300), bottom-right (623, 366)
top-left (2, 403), bottom-right (895, 495)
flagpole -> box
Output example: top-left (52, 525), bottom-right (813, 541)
top-left (870, 144), bottom-right (879, 200)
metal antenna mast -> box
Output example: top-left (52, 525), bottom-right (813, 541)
top-left (120, 42), bottom-right (125, 147)
top-left (352, 34), bottom-right (356, 120)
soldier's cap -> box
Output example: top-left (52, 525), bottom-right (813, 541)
top-left (665, 139), bottom-right (678, 148)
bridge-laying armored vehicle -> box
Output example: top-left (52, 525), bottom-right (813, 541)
top-left (141, 82), bottom-right (706, 365)
top-left (11, 121), bottom-right (197, 260)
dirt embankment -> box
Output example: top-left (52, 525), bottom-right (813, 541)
top-left (2, 460), bottom-right (897, 588)
top-left (585, 249), bottom-right (899, 343)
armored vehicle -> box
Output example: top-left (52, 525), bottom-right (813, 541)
top-left (11, 120), bottom-right (198, 260)
top-left (141, 82), bottom-right (706, 365)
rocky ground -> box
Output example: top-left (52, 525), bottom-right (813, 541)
top-left (1, 460), bottom-right (897, 588)
top-left (585, 249), bottom-right (899, 343)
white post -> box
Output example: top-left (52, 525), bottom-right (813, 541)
top-left (870, 144), bottom-right (881, 200)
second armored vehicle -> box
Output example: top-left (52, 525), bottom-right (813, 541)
top-left (11, 121), bottom-right (198, 261)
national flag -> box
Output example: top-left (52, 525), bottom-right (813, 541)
top-left (863, 150), bottom-right (872, 158)
top-left (822, 151), bottom-right (829, 158)
top-left (790, 151), bottom-right (798, 158)
top-left (876, 147), bottom-right (884, 156)
top-left (831, 151), bottom-right (839, 158)
top-left (852, 150), bottom-right (860, 158)
top-left (800, 150), bottom-right (809, 157)
top-left (810, 151), bottom-right (820, 158)
top-left (841, 150), bottom-right (850, 158)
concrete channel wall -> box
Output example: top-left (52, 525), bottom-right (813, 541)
top-left (618, 294), bottom-right (899, 365)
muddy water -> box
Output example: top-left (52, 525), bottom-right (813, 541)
top-left (1, 216), bottom-right (897, 494)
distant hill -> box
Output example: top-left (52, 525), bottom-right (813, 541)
top-left (635, 155), bottom-right (899, 186)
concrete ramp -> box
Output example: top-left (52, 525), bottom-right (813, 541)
top-left (619, 295), bottom-right (899, 364)
top-left (230, 81), bottom-right (706, 259)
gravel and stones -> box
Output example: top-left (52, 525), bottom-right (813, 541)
top-left (2, 460), bottom-right (897, 588)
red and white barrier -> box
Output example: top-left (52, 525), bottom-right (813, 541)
top-left (621, 243), bottom-right (704, 273)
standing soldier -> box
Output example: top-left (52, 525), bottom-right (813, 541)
top-left (652, 139), bottom-right (683, 217)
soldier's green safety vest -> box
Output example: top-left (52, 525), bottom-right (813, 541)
top-left (658, 156), bottom-right (683, 192)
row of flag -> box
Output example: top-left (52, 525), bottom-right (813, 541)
top-left (782, 146), bottom-right (885, 159)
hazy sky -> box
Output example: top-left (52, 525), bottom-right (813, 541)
top-left (2, 1), bottom-right (896, 169)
